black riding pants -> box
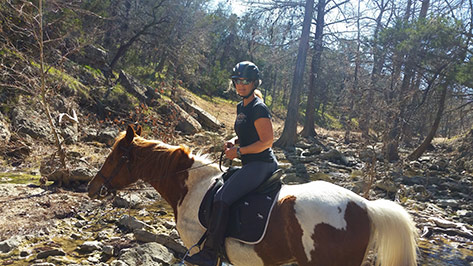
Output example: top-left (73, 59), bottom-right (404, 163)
top-left (214, 161), bottom-right (278, 205)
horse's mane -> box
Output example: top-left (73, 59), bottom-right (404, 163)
top-left (114, 131), bottom-right (193, 182)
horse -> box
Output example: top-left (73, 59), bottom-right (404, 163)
top-left (88, 125), bottom-right (418, 266)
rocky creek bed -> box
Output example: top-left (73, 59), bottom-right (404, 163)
top-left (0, 134), bottom-right (472, 266)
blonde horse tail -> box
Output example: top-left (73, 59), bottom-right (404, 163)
top-left (365, 199), bottom-right (418, 266)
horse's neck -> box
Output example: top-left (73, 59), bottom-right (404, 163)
top-left (139, 153), bottom-right (220, 220)
top-left (181, 158), bottom-right (221, 204)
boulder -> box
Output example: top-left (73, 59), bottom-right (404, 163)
top-left (118, 215), bottom-right (155, 232)
top-left (60, 125), bottom-right (79, 144)
top-left (178, 96), bottom-right (223, 130)
top-left (118, 71), bottom-right (148, 102)
top-left (319, 149), bottom-right (351, 166)
top-left (113, 194), bottom-right (143, 209)
top-left (157, 102), bottom-right (202, 135)
top-left (118, 71), bottom-right (160, 106)
top-left (68, 44), bottom-right (110, 74)
top-left (78, 241), bottom-right (103, 253)
top-left (0, 113), bottom-right (11, 145)
top-left (82, 127), bottom-right (117, 146)
top-left (12, 104), bottom-right (50, 139)
top-left (133, 229), bottom-right (187, 255)
top-left (0, 236), bottom-right (21, 253)
top-left (36, 248), bottom-right (66, 259)
top-left (40, 157), bottom-right (97, 186)
top-left (70, 166), bottom-right (97, 182)
top-left (5, 134), bottom-right (31, 165)
top-left (118, 242), bottom-right (174, 266)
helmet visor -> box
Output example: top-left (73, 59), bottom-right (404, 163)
top-left (232, 79), bottom-right (252, 85)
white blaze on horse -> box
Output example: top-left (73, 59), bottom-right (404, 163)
top-left (88, 125), bottom-right (418, 266)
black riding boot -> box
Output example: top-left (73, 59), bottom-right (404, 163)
top-left (185, 201), bottom-right (230, 266)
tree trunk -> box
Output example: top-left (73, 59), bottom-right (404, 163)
top-left (408, 84), bottom-right (447, 160)
top-left (274, 0), bottom-right (315, 148)
top-left (301, 0), bottom-right (326, 138)
top-left (383, 0), bottom-right (430, 161)
top-left (359, 0), bottom-right (388, 139)
top-left (343, 0), bottom-right (362, 142)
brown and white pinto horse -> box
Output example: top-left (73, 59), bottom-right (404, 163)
top-left (88, 125), bottom-right (418, 266)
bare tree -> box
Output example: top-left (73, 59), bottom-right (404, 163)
top-left (383, 0), bottom-right (430, 161)
top-left (408, 83), bottom-right (448, 160)
top-left (1, 0), bottom-right (101, 185)
top-left (274, 0), bottom-right (315, 148)
top-left (108, 0), bottom-right (169, 72)
top-left (0, 0), bottom-right (67, 170)
top-left (301, 0), bottom-right (326, 138)
top-left (359, 0), bottom-right (392, 140)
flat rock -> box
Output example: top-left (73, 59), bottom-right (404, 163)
top-left (36, 248), bottom-right (66, 259)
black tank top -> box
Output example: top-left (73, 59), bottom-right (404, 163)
top-left (235, 97), bottom-right (277, 165)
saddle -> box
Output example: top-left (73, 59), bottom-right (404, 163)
top-left (198, 168), bottom-right (283, 244)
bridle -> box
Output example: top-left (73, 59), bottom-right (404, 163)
top-left (92, 145), bottom-right (226, 198)
top-left (95, 145), bottom-right (133, 198)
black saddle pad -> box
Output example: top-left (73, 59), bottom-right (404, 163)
top-left (198, 169), bottom-right (283, 244)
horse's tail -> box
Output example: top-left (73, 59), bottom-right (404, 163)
top-left (365, 199), bottom-right (418, 266)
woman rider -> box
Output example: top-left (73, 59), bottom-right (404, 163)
top-left (186, 61), bottom-right (278, 266)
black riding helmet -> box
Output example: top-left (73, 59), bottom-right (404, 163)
top-left (231, 61), bottom-right (260, 81)
top-left (231, 61), bottom-right (260, 98)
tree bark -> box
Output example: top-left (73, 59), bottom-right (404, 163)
top-left (274, 0), bottom-right (315, 148)
top-left (359, 0), bottom-right (389, 139)
top-left (301, 0), bottom-right (326, 138)
top-left (408, 84), bottom-right (447, 160)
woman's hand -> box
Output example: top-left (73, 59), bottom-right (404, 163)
top-left (225, 146), bottom-right (239, 160)
top-left (223, 137), bottom-right (238, 151)
top-left (223, 141), bottom-right (234, 150)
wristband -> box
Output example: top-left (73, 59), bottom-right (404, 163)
top-left (236, 147), bottom-right (241, 158)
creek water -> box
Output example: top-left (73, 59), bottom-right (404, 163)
top-left (419, 236), bottom-right (473, 265)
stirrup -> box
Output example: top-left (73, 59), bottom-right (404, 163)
top-left (178, 242), bottom-right (201, 265)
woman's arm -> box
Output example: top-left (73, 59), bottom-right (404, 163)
top-left (225, 117), bottom-right (273, 159)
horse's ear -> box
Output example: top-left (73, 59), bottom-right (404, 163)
top-left (136, 125), bottom-right (142, 136)
top-left (125, 124), bottom-right (135, 144)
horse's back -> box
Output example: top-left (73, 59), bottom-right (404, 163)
top-left (252, 181), bottom-right (371, 266)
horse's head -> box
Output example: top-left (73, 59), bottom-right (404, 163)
top-left (88, 124), bottom-right (142, 199)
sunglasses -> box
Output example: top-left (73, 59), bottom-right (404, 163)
top-left (233, 79), bottom-right (252, 85)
